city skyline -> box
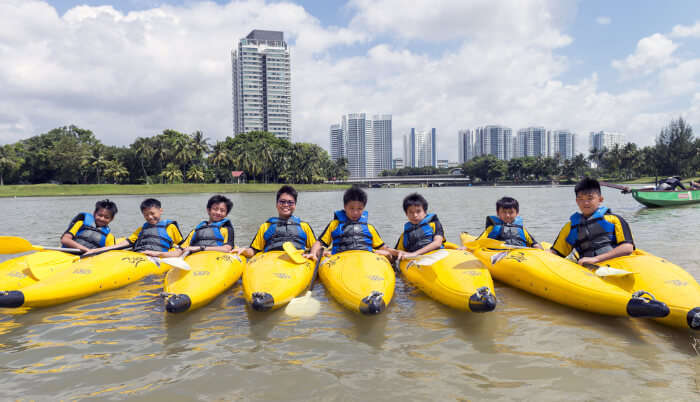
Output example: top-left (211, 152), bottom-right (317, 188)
top-left (1, 1), bottom-right (700, 163)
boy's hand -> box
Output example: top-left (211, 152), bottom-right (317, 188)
top-left (142, 250), bottom-right (161, 257)
top-left (396, 251), bottom-right (418, 261)
top-left (577, 256), bottom-right (599, 266)
top-left (374, 249), bottom-right (393, 258)
top-left (533, 243), bottom-right (544, 250)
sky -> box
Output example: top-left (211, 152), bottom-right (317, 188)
top-left (2, 0), bottom-right (700, 161)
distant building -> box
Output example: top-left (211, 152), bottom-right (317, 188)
top-left (392, 158), bottom-right (404, 170)
top-left (458, 129), bottom-right (475, 163)
top-left (329, 124), bottom-right (344, 161)
top-left (404, 128), bottom-right (436, 168)
top-left (332, 113), bottom-right (391, 177)
top-left (437, 159), bottom-right (449, 169)
top-left (551, 130), bottom-right (576, 160)
top-left (590, 131), bottom-right (624, 151)
top-left (342, 113), bottom-right (368, 178)
top-left (232, 29), bottom-right (291, 140)
top-left (370, 115), bottom-right (393, 176)
top-left (515, 127), bottom-right (547, 158)
top-left (475, 125), bottom-right (512, 160)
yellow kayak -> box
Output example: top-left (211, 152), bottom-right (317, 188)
top-left (163, 251), bottom-right (246, 313)
top-left (319, 250), bottom-right (395, 315)
top-left (0, 250), bottom-right (171, 308)
top-left (0, 250), bottom-right (78, 290)
top-left (242, 251), bottom-right (314, 311)
top-left (399, 249), bottom-right (496, 312)
top-left (596, 250), bottom-right (700, 330)
top-left (460, 233), bottom-right (669, 320)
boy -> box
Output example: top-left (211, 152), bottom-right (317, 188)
top-left (178, 195), bottom-right (236, 255)
top-left (308, 185), bottom-right (390, 259)
top-left (233, 185), bottom-right (316, 258)
top-left (394, 193), bottom-right (446, 260)
top-left (86, 198), bottom-right (183, 258)
top-left (478, 196), bottom-right (542, 249)
top-left (551, 177), bottom-right (634, 265)
top-left (61, 199), bottom-right (118, 253)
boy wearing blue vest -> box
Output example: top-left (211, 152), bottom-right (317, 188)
top-left (234, 185), bottom-right (316, 258)
top-left (61, 199), bottom-right (118, 253)
top-left (309, 185), bottom-right (390, 259)
top-left (86, 198), bottom-right (183, 258)
top-left (478, 196), bottom-right (542, 249)
top-left (551, 177), bottom-right (634, 265)
top-left (177, 195), bottom-right (236, 255)
top-left (393, 193), bottom-right (446, 260)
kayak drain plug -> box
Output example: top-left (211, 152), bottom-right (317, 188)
top-left (164, 294), bottom-right (191, 313)
top-left (626, 290), bottom-right (669, 318)
top-left (360, 291), bottom-right (385, 315)
top-left (251, 292), bottom-right (274, 311)
top-left (687, 308), bottom-right (700, 330)
top-left (0, 290), bottom-right (24, 308)
top-left (469, 286), bottom-right (497, 313)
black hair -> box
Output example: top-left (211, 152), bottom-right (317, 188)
top-left (403, 193), bottom-right (428, 213)
top-left (276, 185), bottom-right (298, 202)
top-left (140, 198), bottom-right (161, 211)
top-left (94, 199), bottom-right (118, 217)
top-left (496, 197), bottom-right (519, 212)
top-left (574, 177), bottom-right (601, 195)
top-left (343, 185), bottom-right (367, 206)
top-left (207, 194), bottom-right (233, 213)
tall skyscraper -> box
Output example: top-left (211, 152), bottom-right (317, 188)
top-left (329, 124), bottom-right (344, 161)
top-left (458, 129), bottom-right (475, 163)
top-left (475, 125), bottom-right (512, 160)
top-left (232, 30), bottom-right (291, 140)
top-left (404, 128), bottom-right (436, 168)
top-left (590, 131), bottom-right (624, 151)
top-left (370, 115), bottom-right (392, 176)
top-left (342, 113), bottom-right (368, 178)
top-left (515, 127), bottom-right (548, 158)
top-left (551, 130), bottom-right (576, 160)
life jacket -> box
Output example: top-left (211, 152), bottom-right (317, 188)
top-left (190, 219), bottom-right (232, 247)
top-left (330, 210), bottom-right (374, 254)
top-left (565, 207), bottom-right (615, 258)
top-left (402, 213), bottom-right (443, 252)
top-left (486, 215), bottom-right (527, 247)
top-left (65, 212), bottom-right (111, 249)
top-left (262, 216), bottom-right (308, 252)
top-left (133, 220), bottom-right (178, 252)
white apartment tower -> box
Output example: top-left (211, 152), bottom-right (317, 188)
top-left (370, 115), bottom-right (392, 176)
top-left (475, 125), bottom-right (512, 160)
top-left (551, 130), bottom-right (576, 160)
top-left (590, 131), bottom-right (624, 151)
top-left (458, 129), bottom-right (475, 163)
top-left (342, 113), bottom-right (368, 178)
top-left (515, 127), bottom-right (548, 158)
top-left (329, 124), bottom-right (344, 161)
top-left (404, 128), bottom-right (437, 168)
top-left (232, 30), bottom-right (291, 140)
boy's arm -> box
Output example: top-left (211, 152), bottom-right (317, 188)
top-left (578, 243), bottom-right (634, 266)
top-left (550, 222), bottom-right (573, 257)
top-left (396, 235), bottom-right (444, 260)
top-left (233, 223), bottom-right (266, 258)
top-left (523, 228), bottom-right (543, 250)
top-left (83, 238), bottom-right (131, 255)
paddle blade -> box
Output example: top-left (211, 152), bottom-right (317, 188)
top-left (282, 241), bottom-right (307, 264)
top-left (595, 267), bottom-right (635, 277)
top-left (412, 249), bottom-right (450, 266)
top-left (0, 236), bottom-right (36, 254)
top-left (26, 251), bottom-right (80, 280)
top-left (160, 257), bottom-right (192, 271)
top-left (285, 291), bottom-right (321, 318)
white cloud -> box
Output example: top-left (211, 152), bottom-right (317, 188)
top-left (658, 59), bottom-right (700, 96)
top-left (611, 33), bottom-right (678, 76)
top-left (596, 16), bottom-right (611, 25)
top-left (670, 21), bottom-right (700, 38)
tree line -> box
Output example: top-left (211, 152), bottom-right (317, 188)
top-left (459, 117), bottom-right (698, 183)
top-left (0, 126), bottom-right (349, 185)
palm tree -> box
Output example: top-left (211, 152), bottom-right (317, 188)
top-left (103, 160), bottom-right (129, 184)
top-left (0, 145), bottom-right (21, 186)
top-left (185, 165), bottom-right (205, 183)
top-left (160, 163), bottom-right (183, 183)
top-left (131, 137), bottom-right (156, 184)
top-left (190, 131), bottom-right (211, 161)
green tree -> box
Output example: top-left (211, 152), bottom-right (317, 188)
top-left (185, 165), bottom-right (206, 183)
top-left (462, 155), bottom-right (506, 182)
top-left (0, 145), bottom-right (22, 185)
top-left (655, 117), bottom-right (697, 176)
top-left (160, 162), bottom-right (183, 183)
top-left (103, 160), bottom-right (129, 183)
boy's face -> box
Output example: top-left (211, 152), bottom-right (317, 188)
top-left (405, 205), bottom-right (427, 225)
top-left (276, 193), bottom-right (296, 219)
top-left (344, 201), bottom-right (365, 221)
top-left (141, 206), bottom-right (163, 225)
top-left (576, 191), bottom-right (603, 217)
top-left (497, 207), bottom-right (518, 224)
top-left (207, 202), bottom-right (229, 222)
top-left (94, 208), bottom-right (114, 227)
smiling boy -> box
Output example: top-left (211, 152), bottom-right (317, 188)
top-left (393, 193), bottom-right (445, 260)
top-left (478, 196), bottom-right (542, 249)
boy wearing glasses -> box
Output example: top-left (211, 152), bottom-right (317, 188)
top-left (233, 185), bottom-right (316, 257)
top-left (550, 177), bottom-right (634, 266)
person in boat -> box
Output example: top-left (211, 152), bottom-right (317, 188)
top-left (550, 177), bottom-right (635, 266)
top-left (60, 199), bottom-right (118, 253)
top-left (656, 176), bottom-right (686, 191)
top-left (233, 185), bottom-right (316, 258)
top-left (478, 196), bottom-right (542, 249)
top-left (85, 198), bottom-right (183, 258)
top-left (173, 194), bottom-right (236, 256)
top-left (308, 185), bottom-right (391, 260)
top-left (392, 193), bottom-right (446, 260)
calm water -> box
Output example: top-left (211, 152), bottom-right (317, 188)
top-left (1, 186), bottom-right (699, 400)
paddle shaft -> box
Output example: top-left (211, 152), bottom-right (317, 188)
top-left (80, 243), bottom-right (132, 259)
top-left (599, 181), bottom-right (631, 193)
top-left (306, 248), bottom-right (324, 293)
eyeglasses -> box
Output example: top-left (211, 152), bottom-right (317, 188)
top-left (278, 199), bottom-right (295, 206)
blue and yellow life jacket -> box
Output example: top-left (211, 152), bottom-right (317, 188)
top-left (330, 210), bottom-right (373, 254)
top-left (65, 212), bottom-right (111, 249)
top-left (263, 216), bottom-right (307, 252)
top-left (190, 219), bottom-right (232, 248)
top-left (565, 206), bottom-right (615, 258)
top-left (486, 215), bottom-right (527, 247)
top-left (133, 220), bottom-right (178, 252)
top-left (402, 213), bottom-right (443, 252)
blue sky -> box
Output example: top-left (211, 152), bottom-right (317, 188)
top-left (2, 0), bottom-right (700, 160)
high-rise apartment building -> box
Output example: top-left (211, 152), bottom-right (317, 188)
top-left (551, 130), bottom-right (576, 160)
top-left (458, 129), bottom-right (475, 163)
top-left (590, 131), bottom-right (624, 151)
top-left (329, 124), bottom-right (344, 161)
top-left (232, 30), bottom-right (291, 140)
top-left (369, 115), bottom-right (392, 176)
top-left (404, 128), bottom-right (437, 168)
top-left (475, 125), bottom-right (512, 160)
top-left (342, 113), bottom-right (368, 178)
top-left (332, 113), bottom-right (392, 177)
top-left (515, 127), bottom-right (548, 158)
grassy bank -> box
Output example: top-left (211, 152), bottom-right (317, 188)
top-left (0, 183), bottom-right (350, 198)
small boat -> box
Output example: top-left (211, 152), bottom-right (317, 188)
top-left (601, 181), bottom-right (700, 207)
